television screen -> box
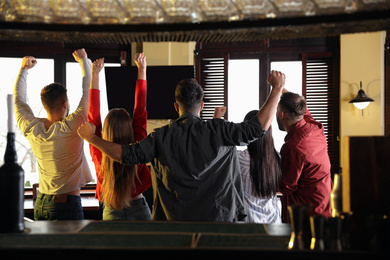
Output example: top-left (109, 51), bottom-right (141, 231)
top-left (105, 66), bottom-right (195, 119)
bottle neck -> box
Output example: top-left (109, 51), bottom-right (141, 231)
top-left (4, 132), bottom-right (17, 164)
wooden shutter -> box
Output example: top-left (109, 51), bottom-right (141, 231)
top-left (303, 52), bottom-right (340, 174)
top-left (196, 54), bottom-right (228, 120)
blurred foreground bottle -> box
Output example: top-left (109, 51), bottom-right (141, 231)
top-left (0, 94), bottom-right (25, 233)
top-left (0, 133), bottom-right (25, 233)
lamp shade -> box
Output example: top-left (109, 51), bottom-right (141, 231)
top-left (349, 81), bottom-right (374, 109)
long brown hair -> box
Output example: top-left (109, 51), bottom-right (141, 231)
top-left (101, 108), bottom-right (137, 210)
top-left (245, 110), bottom-right (281, 198)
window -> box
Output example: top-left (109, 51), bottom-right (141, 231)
top-left (270, 61), bottom-right (302, 152)
top-left (228, 59), bottom-right (260, 123)
top-left (0, 57), bottom-right (54, 187)
top-left (195, 38), bottom-right (340, 173)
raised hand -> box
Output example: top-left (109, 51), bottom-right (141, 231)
top-left (21, 56), bottom-right (37, 70)
top-left (134, 52), bottom-right (146, 80)
top-left (267, 70), bottom-right (286, 93)
top-left (134, 52), bottom-right (146, 70)
top-left (92, 58), bottom-right (105, 75)
top-left (213, 106), bottom-right (226, 119)
top-left (72, 48), bottom-right (88, 62)
top-left (77, 121), bottom-right (96, 143)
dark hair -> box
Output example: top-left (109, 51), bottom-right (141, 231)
top-left (244, 110), bottom-right (281, 198)
top-left (175, 78), bottom-right (204, 112)
top-left (40, 83), bottom-right (68, 113)
top-left (279, 92), bottom-right (306, 120)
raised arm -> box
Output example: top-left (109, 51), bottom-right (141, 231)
top-left (88, 58), bottom-right (104, 132)
top-left (135, 52), bottom-right (146, 80)
top-left (257, 70), bottom-right (286, 130)
top-left (71, 48), bottom-right (92, 120)
top-left (131, 53), bottom-right (152, 196)
top-left (88, 58), bottom-right (105, 176)
top-left (132, 53), bottom-right (148, 142)
top-left (90, 58), bottom-right (104, 90)
top-left (13, 56), bottom-right (38, 133)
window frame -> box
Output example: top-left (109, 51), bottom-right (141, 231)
top-left (0, 41), bottom-right (127, 85)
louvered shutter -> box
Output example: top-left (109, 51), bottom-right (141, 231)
top-left (196, 54), bottom-right (228, 120)
top-left (303, 52), bottom-right (339, 174)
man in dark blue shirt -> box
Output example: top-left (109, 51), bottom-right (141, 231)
top-left (78, 71), bottom-right (286, 222)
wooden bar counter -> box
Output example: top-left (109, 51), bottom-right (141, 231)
top-left (1, 220), bottom-right (388, 259)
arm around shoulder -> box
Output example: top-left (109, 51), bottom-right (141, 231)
top-left (78, 121), bottom-right (123, 162)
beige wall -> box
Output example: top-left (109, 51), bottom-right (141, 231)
top-left (131, 42), bottom-right (196, 66)
top-left (340, 31), bottom-right (386, 212)
top-left (340, 31), bottom-right (385, 138)
top-left (135, 42), bottom-right (196, 132)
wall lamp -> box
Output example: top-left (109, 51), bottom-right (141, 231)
top-left (349, 81), bottom-right (374, 114)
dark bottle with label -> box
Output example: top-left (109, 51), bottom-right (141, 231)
top-left (0, 132), bottom-right (25, 233)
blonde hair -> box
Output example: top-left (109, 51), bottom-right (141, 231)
top-left (101, 108), bottom-right (137, 210)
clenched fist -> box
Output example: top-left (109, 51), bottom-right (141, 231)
top-left (77, 121), bottom-right (96, 142)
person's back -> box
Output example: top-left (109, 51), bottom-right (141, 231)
top-left (238, 149), bottom-right (282, 223)
top-left (276, 91), bottom-right (332, 222)
top-left (238, 112), bottom-right (282, 223)
top-left (88, 54), bottom-right (152, 221)
top-left (280, 108), bottom-right (332, 221)
top-left (14, 49), bottom-right (92, 220)
top-left (77, 71), bottom-right (287, 222)
top-left (147, 112), bottom-right (259, 221)
top-left (21, 106), bottom-right (91, 193)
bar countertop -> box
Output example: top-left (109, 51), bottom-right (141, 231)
top-left (0, 220), bottom-right (388, 259)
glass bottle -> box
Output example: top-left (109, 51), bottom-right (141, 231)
top-left (0, 95), bottom-right (25, 233)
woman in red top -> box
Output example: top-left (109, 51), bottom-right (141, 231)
top-left (88, 53), bottom-right (152, 220)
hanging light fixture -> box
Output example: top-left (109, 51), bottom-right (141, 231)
top-left (349, 81), bottom-right (374, 110)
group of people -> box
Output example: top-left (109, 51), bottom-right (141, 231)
top-left (13, 48), bottom-right (332, 223)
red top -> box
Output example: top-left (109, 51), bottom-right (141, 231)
top-left (88, 79), bottom-right (152, 201)
top-left (279, 108), bottom-right (332, 223)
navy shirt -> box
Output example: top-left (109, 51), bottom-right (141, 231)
top-left (121, 112), bottom-right (266, 222)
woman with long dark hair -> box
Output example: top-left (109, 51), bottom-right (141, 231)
top-left (238, 110), bottom-right (282, 223)
top-left (212, 108), bottom-right (282, 223)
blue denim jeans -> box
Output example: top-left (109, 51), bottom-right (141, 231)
top-left (103, 197), bottom-right (151, 221)
top-left (34, 192), bottom-right (84, 221)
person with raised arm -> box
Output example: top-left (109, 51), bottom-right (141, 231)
top-left (14, 49), bottom-right (92, 220)
top-left (78, 70), bottom-right (285, 222)
top-left (88, 53), bottom-right (152, 220)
